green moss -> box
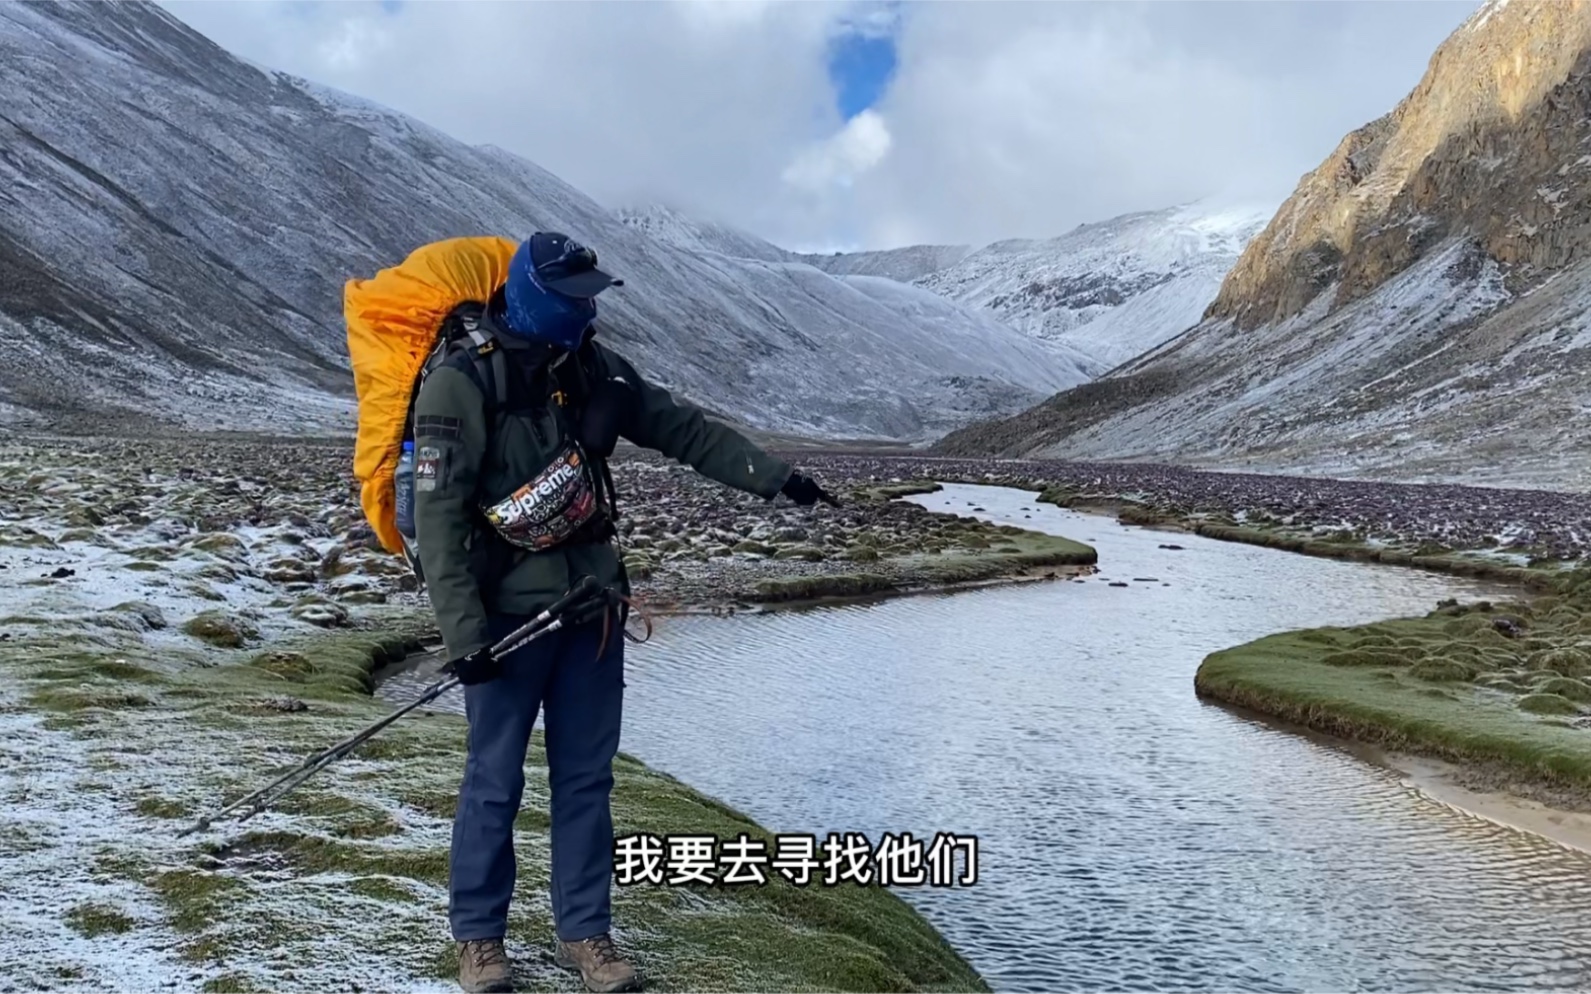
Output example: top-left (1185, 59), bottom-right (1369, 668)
top-left (136, 796), bottom-right (189, 819)
top-left (346, 877), bottom-right (421, 905)
top-left (0, 525), bottom-right (58, 549)
top-left (64, 902), bottom-right (137, 937)
top-left (1518, 693), bottom-right (1582, 716)
top-left (1534, 677), bottom-right (1591, 702)
top-left (4, 583), bottom-right (983, 993)
top-left (182, 611), bottom-right (259, 649)
top-left (249, 650), bottom-right (314, 679)
top-left (751, 573), bottom-right (898, 603)
top-left (865, 481), bottom-right (943, 500)
top-left (1321, 649), bottom-right (1409, 668)
top-left (150, 868), bottom-right (247, 933)
top-left (1409, 659), bottom-right (1478, 683)
top-left (1118, 504), bottom-right (1170, 526)
top-left (89, 659), bottom-right (164, 682)
top-left (1527, 647), bottom-right (1591, 676)
top-left (1196, 615), bottom-right (1591, 796)
top-left (29, 687), bottom-right (154, 712)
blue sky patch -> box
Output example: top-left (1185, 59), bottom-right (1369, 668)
top-left (826, 4), bottom-right (900, 120)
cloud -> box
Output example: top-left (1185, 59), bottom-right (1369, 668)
top-left (845, 0), bottom-right (1480, 248)
top-left (315, 15), bottom-right (393, 71)
top-left (157, 0), bottom-right (1481, 252)
top-left (781, 110), bottom-right (892, 193)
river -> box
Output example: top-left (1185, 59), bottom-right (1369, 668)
top-left (377, 483), bottom-right (1591, 991)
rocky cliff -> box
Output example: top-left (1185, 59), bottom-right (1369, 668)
top-left (938, 0), bottom-right (1591, 491)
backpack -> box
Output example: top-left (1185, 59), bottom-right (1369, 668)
top-left (345, 236), bottom-right (518, 566)
top-left (345, 236), bottom-right (624, 583)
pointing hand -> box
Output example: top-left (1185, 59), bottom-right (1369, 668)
top-left (781, 471), bottom-right (840, 508)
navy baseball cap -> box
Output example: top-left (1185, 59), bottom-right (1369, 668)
top-left (529, 232), bottom-right (623, 298)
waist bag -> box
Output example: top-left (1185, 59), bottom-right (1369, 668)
top-left (481, 441), bottom-right (602, 551)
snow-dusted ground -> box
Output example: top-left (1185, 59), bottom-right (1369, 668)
top-left (0, 436), bottom-right (1023, 991)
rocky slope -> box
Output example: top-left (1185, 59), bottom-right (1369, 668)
top-left (938, 0), bottom-right (1591, 492)
top-left (0, 2), bottom-right (1081, 442)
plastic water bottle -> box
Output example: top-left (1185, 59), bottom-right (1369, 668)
top-left (395, 441), bottom-right (417, 540)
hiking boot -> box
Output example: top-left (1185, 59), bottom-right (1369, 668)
top-left (553, 933), bottom-right (641, 992)
top-left (457, 938), bottom-right (514, 993)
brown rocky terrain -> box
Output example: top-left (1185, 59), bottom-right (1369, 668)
top-left (937, 0), bottom-right (1591, 492)
top-left (0, 435), bottom-right (1095, 651)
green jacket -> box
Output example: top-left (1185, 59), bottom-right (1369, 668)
top-left (411, 316), bottom-right (793, 661)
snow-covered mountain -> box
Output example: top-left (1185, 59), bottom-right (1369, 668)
top-left (613, 204), bottom-right (792, 264)
top-left (937, 0), bottom-right (1591, 491)
top-left (913, 203), bottom-right (1274, 374)
top-left (796, 244), bottom-right (975, 284)
top-left (0, 2), bottom-right (1083, 441)
top-left (619, 198), bottom-right (1270, 379)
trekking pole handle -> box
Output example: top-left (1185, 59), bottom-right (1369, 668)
top-left (486, 575), bottom-right (602, 658)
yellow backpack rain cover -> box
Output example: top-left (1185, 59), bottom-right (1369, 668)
top-left (344, 236), bottom-right (517, 556)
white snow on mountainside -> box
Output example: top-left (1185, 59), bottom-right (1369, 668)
top-left (619, 198), bottom-right (1270, 379)
top-left (0, 2), bottom-right (1082, 441)
top-left (613, 204), bottom-right (792, 265)
top-left (914, 203), bottom-right (1275, 373)
top-left (797, 244), bottom-right (976, 284)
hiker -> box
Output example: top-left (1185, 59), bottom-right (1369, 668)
top-left (409, 232), bottom-right (838, 994)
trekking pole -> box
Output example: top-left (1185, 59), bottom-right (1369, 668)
top-left (177, 577), bottom-right (608, 837)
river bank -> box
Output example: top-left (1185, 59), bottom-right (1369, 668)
top-left (0, 438), bottom-right (992, 991)
top-left (1193, 570), bottom-right (1591, 817)
top-left (0, 436), bottom-right (1096, 625)
top-left (465, 484), bottom-right (1591, 993)
top-left (786, 453), bottom-right (1589, 591)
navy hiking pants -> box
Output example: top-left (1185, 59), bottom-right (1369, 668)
top-left (448, 611), bottom-right (625, 943)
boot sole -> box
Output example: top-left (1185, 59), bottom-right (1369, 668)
top-left (552, 950), bottom-right (642, 993)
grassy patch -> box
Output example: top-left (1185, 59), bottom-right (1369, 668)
top-left (1195, 594), bottom-right (1591, 801)
top-left (64, 902), bottom-right (137, 937)
top-left (181, 611), bottom-right (260, 649)
top-left (855, 481), bottom-right (944, 501)
top-left (3, 597), bottom-right (983, 992)
top-left (751, 573), bottom-right (899, 603)
top-left (1187, 523), bottom-right (1555, 590)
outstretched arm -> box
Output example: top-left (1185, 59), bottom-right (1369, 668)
top-left (594, 344), bottom-right (793, 499)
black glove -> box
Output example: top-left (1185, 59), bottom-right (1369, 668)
top-left (781, 471), bottom-right (840, 508)
top-left (443, 646), bottom-right (501, 686)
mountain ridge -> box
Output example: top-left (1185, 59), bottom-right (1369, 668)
top-left (935, 0), bottom-right (1591, 492)
top-left (0, 0), bottom-right (1081, 441)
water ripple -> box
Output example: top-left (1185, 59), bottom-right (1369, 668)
top-left (378, 483), bottom-right (1591, 991)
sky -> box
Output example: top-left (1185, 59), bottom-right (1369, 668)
top-left (158, 0), bottom-right (1483, 253)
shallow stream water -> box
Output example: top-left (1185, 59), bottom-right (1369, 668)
top-left (377, 483), bottom-right (1591, 991)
